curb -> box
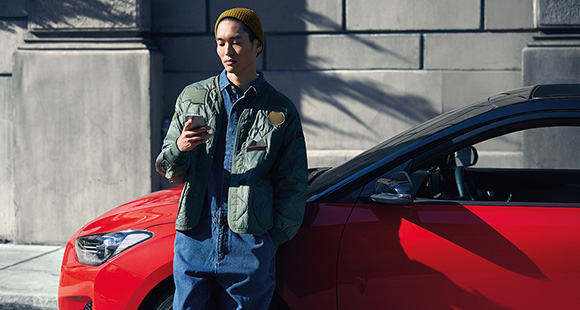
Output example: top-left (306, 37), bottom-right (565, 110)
top-left (0, 244), bottom-right (64, 310)
top-left (0, 294), bottom-right (57, 310)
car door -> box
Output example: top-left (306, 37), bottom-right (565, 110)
top-left (337, 124), bottom-right (580, 309)
top-left (339, 198), bottom-right (580, 309)
top-left (276, 200), bottom-right (356, 309)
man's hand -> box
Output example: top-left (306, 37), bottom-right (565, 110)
top-left (177, 118), bottom-right (212, 152)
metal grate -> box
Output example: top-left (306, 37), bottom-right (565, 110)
top-left (83, 301), bottom-right (93, 310)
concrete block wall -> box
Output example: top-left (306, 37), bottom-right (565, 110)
top-left (13, 48), bottom-right (162, 242)
top-left (1, 0), bottom-right (163, 243)
top-left (3, 0), bottom-right (577, 243)
top-left (152, 0), bottom-right (536, 169)
top-left (29, 0), bottom-right (150, 31)
top-left (0, 1), bottom-right (27, 242)
top-left (523, 0), bottom-right (580, 170)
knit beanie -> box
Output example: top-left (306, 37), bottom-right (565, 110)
top-left (215, 8), bottom-right (264, 56)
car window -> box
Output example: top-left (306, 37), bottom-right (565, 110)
top-left (474, 126), bottom-right (580, 170)
top-left (410, 125), bottom-right (580, 203)
top-left (308, 100), bottom-right (495, 200)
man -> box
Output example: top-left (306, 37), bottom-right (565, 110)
top-left (155, 8), bottom-right (308, 310)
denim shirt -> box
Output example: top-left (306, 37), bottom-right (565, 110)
top-left (207, 70), bottom-right (266, 220)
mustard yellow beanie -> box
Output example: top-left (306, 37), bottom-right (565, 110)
top-left (215, 8), bottom-right (264, 56)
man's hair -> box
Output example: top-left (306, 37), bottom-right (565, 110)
top-left (220, 17), bottom-right (256, 43)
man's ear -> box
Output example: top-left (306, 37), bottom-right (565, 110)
top-left (256, 40), bottom-right (263, 56)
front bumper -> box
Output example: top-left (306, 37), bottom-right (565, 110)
top-left (58, 223), bottom-right (175, 310)
top-left (58, 238), bottom-right (158, 310)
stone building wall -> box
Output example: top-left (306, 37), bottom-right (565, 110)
top-left (0, 0), bottom-right (577, 243)
top-left (1, 0), bottom-right (163, 243)
top-left (522, 0), bottom-right (580, 169)
top-left (0, 0), bottom-right (27, 242)
top-left (154, 0), bottom-right (536, 168)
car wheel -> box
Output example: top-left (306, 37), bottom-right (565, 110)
top-left (154, 292), bottom-right (173, 310)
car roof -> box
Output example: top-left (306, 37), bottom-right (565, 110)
top-left (488, 84), bottom-right (580, 109)
top-left (530, 84), bottom-right (580, 100)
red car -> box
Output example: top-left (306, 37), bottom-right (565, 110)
top-left (59, 84), bottom-right (580, 309)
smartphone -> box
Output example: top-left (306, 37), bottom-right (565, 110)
top-left (186, 115), bottom-right (207, 130)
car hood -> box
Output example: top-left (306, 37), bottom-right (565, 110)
top-left (76, 186), bottom-right (183, 236)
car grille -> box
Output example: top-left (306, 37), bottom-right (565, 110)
top-left (83, 301), bottom-right (93, 310)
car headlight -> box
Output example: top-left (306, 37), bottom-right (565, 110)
top-left (75, 230), bottom-right (153, 266)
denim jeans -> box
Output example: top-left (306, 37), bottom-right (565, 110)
top-left (173, 206), bottom-right (276, 310)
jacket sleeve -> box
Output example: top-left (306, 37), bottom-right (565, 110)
top-left (269, 106), bottom-right (308, 249)
top-left (155, 93), bottom-right (191, 184)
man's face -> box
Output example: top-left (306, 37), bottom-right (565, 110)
top-left (216, 19), bottom-right (261, 76)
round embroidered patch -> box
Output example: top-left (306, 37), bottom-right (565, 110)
top-left (267, 111), bottom-right (285, 126)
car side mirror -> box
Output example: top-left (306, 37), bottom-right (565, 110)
top-left (370, 171), bottom-right (414, 205)
top-left (455, 146), bottom-right (478, 167)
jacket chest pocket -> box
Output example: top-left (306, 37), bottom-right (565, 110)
top-left (242, 127), bottom-right (279, 171)
top-left (241, 110), bottom-right (285, 171)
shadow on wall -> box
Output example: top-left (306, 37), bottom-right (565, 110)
top-left (0, 20), bottom-right (19, 33)
top-left (298, 11), bottom-right (412, 63)
top-left (157, 3), bottom-right (438, 146)
top-left (291, 71), bottom-right (439, 143)
top-left (28, 0), bottom-right (137, 30)
top-left (275, 8), bottom-right (438, 143)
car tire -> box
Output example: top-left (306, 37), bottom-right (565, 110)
top-left (154, 292), bottom-right (173, 310)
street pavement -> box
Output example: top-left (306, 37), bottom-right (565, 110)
top-left (0, 244), bottom-right (64, 310)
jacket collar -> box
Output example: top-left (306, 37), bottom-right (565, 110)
top-left (218, 70), bottom-right (266, 96)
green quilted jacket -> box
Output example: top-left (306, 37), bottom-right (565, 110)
top-left (156, 75), bottom-right (308, 248)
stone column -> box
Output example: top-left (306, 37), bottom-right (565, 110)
top-left (12, 0), bottom-right (163, 243)
top-left (523, 0), bottom-right (580, 85)
top-left (522, 0), bottom-right (580, 169)
top-left (0, 0), bottom-right (27, 242)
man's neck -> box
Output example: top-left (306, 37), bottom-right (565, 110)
top-left (227, 71), bottom-right (258, 93)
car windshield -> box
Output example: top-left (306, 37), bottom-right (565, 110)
top-left (308, 100), bottom-right (494, 199)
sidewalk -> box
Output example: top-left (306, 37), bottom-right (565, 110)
top-left (0, 244), bottom-right (64, 310)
